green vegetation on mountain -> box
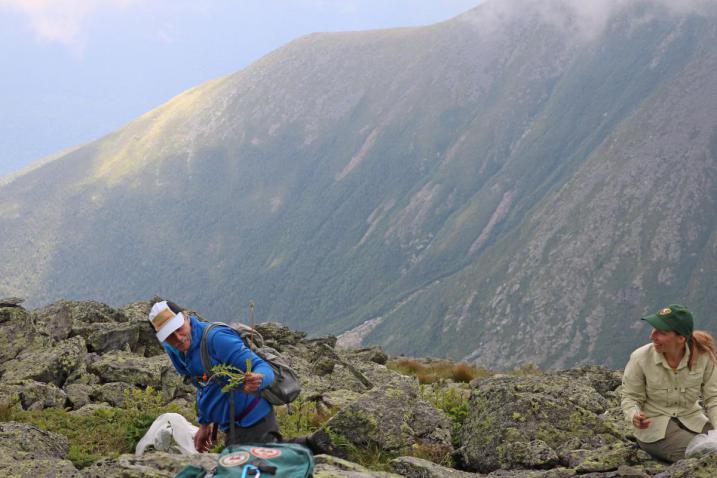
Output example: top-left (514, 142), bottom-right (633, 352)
top-left (1, 0), bottom-right (716, 369)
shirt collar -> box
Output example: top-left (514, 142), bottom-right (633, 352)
top-left (652, 342), bottom-right (692, 370)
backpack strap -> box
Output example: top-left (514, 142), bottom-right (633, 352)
top-left (199, 322), bottom-right (234, 380)
top-left (199, 323), bottom-right (220, 379)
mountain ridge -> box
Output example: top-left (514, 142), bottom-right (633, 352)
top-left (2, 0), bottom-right (716, 369)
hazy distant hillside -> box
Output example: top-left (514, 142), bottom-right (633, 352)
top-left (2, 0), bottom-right (716, 369)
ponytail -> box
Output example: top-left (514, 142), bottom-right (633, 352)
top-left (688, 330), bottom-right (717, 370)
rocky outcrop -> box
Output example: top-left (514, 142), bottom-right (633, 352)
top-left (1, 335), bottom-right (86, 386)
top-left (459, 367), bottom-right (625, 472)
top-left (0, 422), bottom-right (82, 477)
top-left (3, 299), bottom-right (717, 477)
top-left (0, 380), bottom-right (67, 410)
top-left (327, 378), bottom-right (452, 452)
top-left (391, 456), bottom-right (478, 477)
top-left (87, 351), bottom-right (171, 388)
top-left (119, 300), bottom-right (165, 357)
top-left (0, 303), bottom-right (48, 367)
top-left (81, 452), bottom-right (217, 478)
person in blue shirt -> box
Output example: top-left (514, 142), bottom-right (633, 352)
top-left (148, 300), bottom-right (278, 451)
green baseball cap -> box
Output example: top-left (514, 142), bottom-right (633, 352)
top-left (642, 304), bottom-right (694, 337)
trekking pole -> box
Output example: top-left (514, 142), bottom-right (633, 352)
top-left (248, 300), bottom-right (256, 349)
top-left (246, 300), bottom-right (255, 374)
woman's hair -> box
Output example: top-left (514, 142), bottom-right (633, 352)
top-left (688, 330), bottom-right (717, 369)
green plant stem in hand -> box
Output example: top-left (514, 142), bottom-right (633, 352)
top-left (211, 364), bottom-right (247, 393)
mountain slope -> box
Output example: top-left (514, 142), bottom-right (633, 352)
top-left (1, 0), bottom-right (716, 368)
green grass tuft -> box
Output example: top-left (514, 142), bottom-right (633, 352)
top-left (6, 386), bottom-right (189, 469)
top-left (275, 398), bottom-right (336, 439)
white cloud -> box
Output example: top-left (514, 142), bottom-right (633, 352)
top-left (459, 0), bottom-right (716, 41)
top-left (0, 0), bottom-right (141, 56)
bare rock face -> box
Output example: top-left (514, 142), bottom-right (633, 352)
top-left (82, 452), bottom-right (218, 478)
top-left (0, 421), bottom-right (81, 477)
top-left (84, 322), bottom-right (140, 354)
top-left (314, 455), bottom-right (402, 477)
top-left (458, 369), bottom-right (626, 473)
top-left (32, 300), bottom-right (126, 342)
top-left (327, 377), bottom-right (452, 453)
top-left (87, 351), bottom-right (172, 389)
top-left (0, 335), bottom-right (86, 387)
top-left (63, 382), bottom-right (94, 410)
top-left (118, 300), bottom-right (165, 357)
top-left (254, 321), bottom-right (308, 350)
top-left (391, 456), bottom-right (478, 477)
top-left (0, 297), bottom-right (24, 307)
top-left (0, 380), bottom-right (67, 410)
top-left (0, 303), bottom-right (45, 366)
top-left (652, 455), bottom-right (717, 478)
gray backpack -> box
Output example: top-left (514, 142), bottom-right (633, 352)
top-left (199, 322), bottom-right (301, 406)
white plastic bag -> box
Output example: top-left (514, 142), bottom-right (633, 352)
top-left (135, 412), bottom-right (199, 456)
top-left (686, 429), bottom-right (717, 458)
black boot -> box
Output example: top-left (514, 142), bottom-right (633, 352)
top-left (305, 429), bottom-right (347, 459)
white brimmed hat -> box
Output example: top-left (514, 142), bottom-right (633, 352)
top-left (148, 301), bottom-right (185, 342)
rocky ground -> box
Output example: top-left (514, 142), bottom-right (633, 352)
top-left (2, 298), bottom-right (717, 477)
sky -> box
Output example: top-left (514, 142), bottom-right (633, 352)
top-left (0, 0), bottom-right (482, 177)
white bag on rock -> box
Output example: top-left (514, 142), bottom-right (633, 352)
top-left (135, 412), bottom-right (199, 456)
top-left (686, 429), bottom-right (717, 458)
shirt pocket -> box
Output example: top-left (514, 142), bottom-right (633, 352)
top-left (646, 377), bottom-right (669, 408)
top-left (682, 373), bottom-right (703, 407)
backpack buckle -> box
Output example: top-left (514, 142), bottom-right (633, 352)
top-left (241, 464), bottom-right (260, 478)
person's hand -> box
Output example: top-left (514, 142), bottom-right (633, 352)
top-left (632, 411), bottom-right (652, 429)
top-left (243, 372), bottom-right (264, 393)
top-left (194, 423), bottom-right (213, 452)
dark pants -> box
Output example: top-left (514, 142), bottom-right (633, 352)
top-left (637, 418), bottom-right (712, 463)
top-left (226, 408), bottom-right (281, 446)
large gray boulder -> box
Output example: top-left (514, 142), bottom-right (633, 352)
top-left (32, 300), bottom-right (126, 342)
top-left (90, 382), bottom-right (135, 407)
top-left (314, 455), bottom-right (402, 477)
top-left (118, 300), bottom-right (165, 357)
top-left (0, 421), bottom-right (81, 477)
top-left (254, 321), bottom-right (308, 350)
top-left (87, 351), bottom-right (172, 388)
top-left (63, 383), bottom-right (95, 410)
top-left (649, 454), bottom-right (717, 477)
top-left (458, 370), bottom-right (623, 473)
top-left (0, 335), bottom-right (87, 387)
top-left (82, 322), bottom-right (140, 354)
top-left (0, 421), bottom-right (69, 458)
top-left (327, 376), bottom-right (452, 453)
top-left (288, 339), bottom-right (404, 403)
top-left (0, 303), bottom-right (46, 367)
top-left (391, 456), bottom-right (479, 477)
top-left (0, 380), bottom-right (67, 410)
top-left (82, 452), bottom-right (218, 478)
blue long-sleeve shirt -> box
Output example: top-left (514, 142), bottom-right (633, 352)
top-left (164, 315), bottom-right (275, 430)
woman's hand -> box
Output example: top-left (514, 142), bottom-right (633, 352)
top-left (194, 423), bottom-right (214, 452)
top-left (632, 411), bottom-right (652, 429)
top-left (243, 372), bottom-right (264, 393)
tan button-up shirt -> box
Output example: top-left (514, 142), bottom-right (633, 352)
top-left (621, 343), bottom-right (717, 443)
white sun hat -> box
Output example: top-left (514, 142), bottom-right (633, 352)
top-left (148, 300), bottom-right (185, 342)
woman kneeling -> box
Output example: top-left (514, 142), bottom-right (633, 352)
top-left (621, 304), bottom-right (717, 463)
